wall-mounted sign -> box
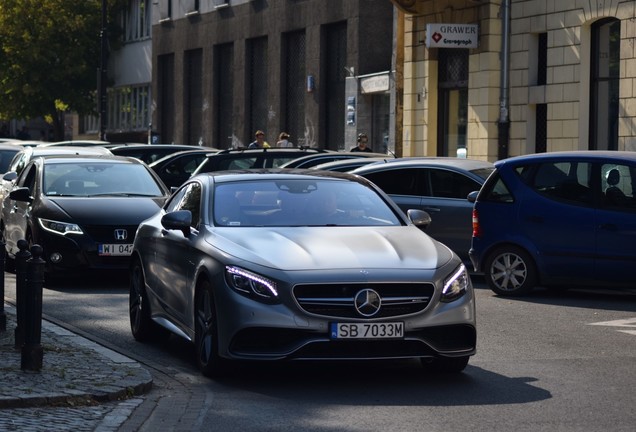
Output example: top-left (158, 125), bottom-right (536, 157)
top-left (426, 23), bottom-right (479, 49)
top-left (360, 74), bottom-right (390, 94)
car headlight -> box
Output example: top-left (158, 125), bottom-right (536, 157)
top-left (441, 264), bottom-right (469, 303)
top-left (225, 266), bottom-right (279, 302)
top-left (38, 218), bottom-right (83, 236)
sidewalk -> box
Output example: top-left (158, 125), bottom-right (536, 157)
top-left (0, 304), bottom-right (153, 409)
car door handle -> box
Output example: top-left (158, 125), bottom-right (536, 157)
top-left (422, 207), bottom-right (441, 213)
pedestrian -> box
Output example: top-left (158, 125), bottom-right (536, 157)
top-left (350, 132), bottom-right (373, 152)
top-left (248, 130), bottom-right (270, 149)
top-left (276, 132), bottom-right (293, 147)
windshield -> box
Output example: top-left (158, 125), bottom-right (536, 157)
top-left (213, 179), bottom-right (402, 227)
top-left (43, 162), bottom-right (165, 197)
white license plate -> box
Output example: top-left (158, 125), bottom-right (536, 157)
top-left (98, 243), bottom-right (133, 256)
top-left (330, 322), bottom-right (404, 339)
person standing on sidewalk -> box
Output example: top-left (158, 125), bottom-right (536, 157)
top-left (248, 130), bottom-right (270, 149)
top-left (350, 133), bottom-right (373, 152)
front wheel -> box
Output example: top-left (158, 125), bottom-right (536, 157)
top-left (194, 279), bottom-right (228, 377)
top-left (484, 246), bottom-right (537, 296)
top-left (129, 257), bottom-right (159, 341)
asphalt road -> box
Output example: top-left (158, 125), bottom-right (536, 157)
top-left (3, 271), bottom-right (636, 431)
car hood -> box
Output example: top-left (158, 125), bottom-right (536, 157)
top-left (49, 197), bottom-right (165, 225)
top-left (207, 226), bottom-right (453, 271)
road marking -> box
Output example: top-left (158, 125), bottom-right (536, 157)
top-left (589, 318), bottom-right (636, 336)
top-left (589, 318), bottom-right (636, 327)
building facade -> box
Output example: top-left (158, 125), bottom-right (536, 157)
top-left (149, 0), bottom-right (394, 150)
top-left (393, 0), bottom-right (636, 161)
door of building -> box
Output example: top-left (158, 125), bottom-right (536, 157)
top-left (438, 49), bottom-right (469, 157)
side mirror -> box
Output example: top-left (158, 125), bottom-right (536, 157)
top-left (407, 209), bottom-right (431, 228)
top-left (161, 210), bottom-right (192, 237)
top-left (3, 171), bottom-right (17, 182)
top-left (9, 187), bottom-right (32, 203)
top-left (467, 190), bottom-right (479, 203)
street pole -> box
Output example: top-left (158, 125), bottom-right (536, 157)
top-left (98, 0), bottom-right (108, 141)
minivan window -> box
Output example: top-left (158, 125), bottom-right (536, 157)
top-left (528, 161), bottom-right (592, 206)
top-left (481, 173), bottom-right (513, 203)
top-left (601, 163), bottom-right (636, 211)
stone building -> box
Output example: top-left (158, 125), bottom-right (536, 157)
top-left (149, 0), bottom-right (394, 151)
top-left (392, 0), bottom-right (636, 161)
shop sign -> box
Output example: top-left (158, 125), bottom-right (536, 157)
top-left (426, 23), bottom-right (479, 49)
top-left (360, 74), bottom-right (390, 94)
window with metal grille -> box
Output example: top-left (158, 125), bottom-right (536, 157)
top-left (324, 22), bottom-right (347, 150)
top-left (158, 54), bottom-right (175, 143)
top-left (247, 37), bottom-right (268, 140)
top-left (185, 49), bottom-right (203, 146)
top-left (215, 43), bottom-right (234, 149)
top-left (535, 103), bottom-right (547, 153)
top-left (284, 31), bottom-right (306, 147)
top-left (537, 33), bottom-right (547, 86)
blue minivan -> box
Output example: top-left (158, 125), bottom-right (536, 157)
top-left (469, 151), bottom-right (636, 296)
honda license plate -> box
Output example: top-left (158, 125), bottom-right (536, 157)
top-left (98, 244), bottom-right (133, 256)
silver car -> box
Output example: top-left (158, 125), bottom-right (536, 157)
top-left (129, 170), bottom-right (476, 377)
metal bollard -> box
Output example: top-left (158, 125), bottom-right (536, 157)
top-left (21, 244), bottom-right (45, 372)
top-left (14, 239), bottom-right (31, 349)
top-left (0, 240), bottom-right (6, 332)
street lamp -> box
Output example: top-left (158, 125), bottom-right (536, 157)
top-left (98, 0), bottom-right (108, 141)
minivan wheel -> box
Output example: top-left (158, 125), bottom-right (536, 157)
top-left (484, 246), bottom-right (537, 296)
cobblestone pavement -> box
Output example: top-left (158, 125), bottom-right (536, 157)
top-left (0, 304), bottom-right (153, 431)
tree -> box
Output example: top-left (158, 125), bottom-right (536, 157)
top-left (0, 0), bottom-right (124, 140)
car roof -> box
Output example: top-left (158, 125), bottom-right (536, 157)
top-left (149, 148), bottom-right (219, 167)
top-left (109, 144), bottom-right (209, 151)
top-left (27, 146), bottom-right (113, 156)
top-left (37, 154), bottom-right (144, 163)
top-left (495, 150), bottom-right (636, 166)
top-left (192, 168), bottom-right (364, 184)
top-left (350, 156), bottom-right (495, 173)
top-left (280, 151), bottom-right (391, 167)
top-left (39, 140), bottom-right (110, 147)
top-left (311, 157), bottom-right (391, 171)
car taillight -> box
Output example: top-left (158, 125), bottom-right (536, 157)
top-left (472, 208), bottom-right (481, 237)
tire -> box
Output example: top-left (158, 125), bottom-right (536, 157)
top-left (194, 279), bottom-right (227, 377)
top-left (484, 246), bottom-right (537, 296)
top-left (421, 356), bottom-right (469, 373)
top-left (129, 257), bottom-right (158, 342)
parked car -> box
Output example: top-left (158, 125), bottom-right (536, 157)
top-left (129, 170), bottom-right (476, 377)
top-left (191, 147), bottom-right (329, 175)
top-left (1, 154), bottom-right (170, 275)
top-left (149, 149), bottom-right (219, 189)
top-left (470, 150), bottom-right (636, 296)
top-left (110, 144), bottom-right (211, 165)
top-left (0, 144), bottom-right (24, 175)
top-left (0, 146), bottom-right (113, 208)
top-left (279, 151), bottom-right (392, 169)
top-left (311, 157), bottom-right (389, 172)
top-left (351, 158), bottom-right (495, 265)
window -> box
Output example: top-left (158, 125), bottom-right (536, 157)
top-left (528, 162), bottom-right (592, 206)
top-left (247, 37), bottom-right (268, 140)
top-left (438, 49), bottom-right (469, 157)
top-left (590, 18), bottom-right (620, 151)
top-left (601, 163), bottom-right (636, 210)
top-left (362, 169), bottom-right (418, 196)
top-left (166, 182), bottom-right (201, 228)
top-left (107, 84), bottom-right (151, 131)
top-left (159, 0), bottom-right (172, 22)
top-left (429, 170), bottom-right (481, 199)
top-left (122, 0), bottom-right (151, 42)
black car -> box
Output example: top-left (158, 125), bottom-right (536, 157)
top-left (110, 144), bottom-right (212, 165)
top-left (191, 147), bottom-right (328, 175)
top-left (1, 154), bottom-right (170, 275)
top-left (149, 149), bottom-right (218, 189)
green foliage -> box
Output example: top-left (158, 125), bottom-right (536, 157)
top-left (0, 0), bottom-right (125, 136)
